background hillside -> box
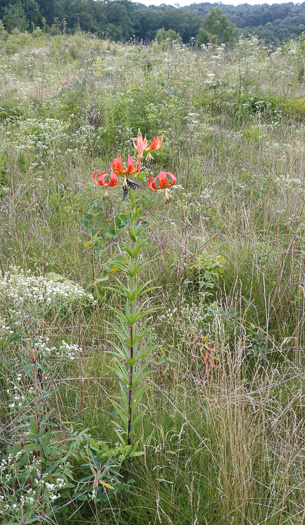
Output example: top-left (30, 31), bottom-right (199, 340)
top-left (2, 0), bottom-right (305, 44)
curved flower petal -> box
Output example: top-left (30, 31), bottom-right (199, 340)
top-left (134, 156), bottom-right (141, 174)
top-left (148, 172), bottom-right (176, 191)
top-left (146, 135), bottom-right (163, 152)
top-left (93, 171), bottom-right (106, 185)
top-left (126, 155), bottom-right (136, 175)
top-left (157, 171), bottom-right (169, 189)
top-left (167, 171), bottom-right (176, 186)
top-left (148, 176), bottom-right (158, 190)
top-left (133, 131), bottom-right (148, 158)
top-left (111, 156), bottom-right (125, 175)
top-left (126, 155), bottom-right (141, 175)
top-left (107, 171), bottom-right (119, 187)
top-left (93, 171), bottom-right (118, 188)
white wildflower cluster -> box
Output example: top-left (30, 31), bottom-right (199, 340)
top-left (274, 174), bottom-right (304, 191)
top-left (0, 452), bottom-right (17, 473)
top-left (0, 266), bottom-right (94, 317)
top-left (0, 314), bottom-right (13, 336)
top-left (0, 451), bottom-right (34, 487)
top-left (4, 117), bottom-right (70, 152)
top-left (6, 380), bottom-right (35, 413)
top-left (182, 303), bottom-right (208, 326)
top-left (58, 340), bottom-right (81, 360)
top-left (7, 383), bottom-right (26, 409)
top-left (159, 307), bottom-right (178, 322)
top-left (2, 116), bottom-right (97, 170)
top-left (39, 477), bottom-right (66, 501)
top-left (0, 451), bottom-right (66, 515)
top-left (159, 302), bottom-right (219, 332)
top-left (32, 336), bottom-right (81, 360)
top-left (171, 304), bottom-right (203, 324)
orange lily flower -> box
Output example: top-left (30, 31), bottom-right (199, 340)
top-left (111, 155), bottom-right (141, 188)
top-left (148, 171), bottom-right (176, 202)
top-left (133, 131), bottom-right (163, 159)
top-left (132, 131), bottom-right (148, 158)
top-left (93, 170), bottom-right (118, 198)
top-left (146, 135), bottom-right (163, 154)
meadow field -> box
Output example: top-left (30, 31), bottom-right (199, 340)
top-left (0, 30), bottom-right (305, 524)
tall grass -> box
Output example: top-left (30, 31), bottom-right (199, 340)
top-left (0, 31), bottom-right (305, 523)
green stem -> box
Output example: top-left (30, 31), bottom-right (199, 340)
top-left (127, 268), bottom-right (134, 445)
top-left (128, 323), bottom-right (133, 446)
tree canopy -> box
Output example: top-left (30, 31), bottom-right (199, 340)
top-left (197, 6), bottom-right (238, 46)
top-left (1, 0), bottom-right (305, 45)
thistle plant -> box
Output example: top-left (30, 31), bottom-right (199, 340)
top-left (107, 197), bottom-right (157, 446)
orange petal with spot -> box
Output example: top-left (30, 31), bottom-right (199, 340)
top-left (111, 156), bottom-right (125, 175)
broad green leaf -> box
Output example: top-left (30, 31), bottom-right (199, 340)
top-left (30, 417), bottom-right (38, 435)
top-left (24, 443), bottom-right (41, 452)
top-left (41, 430), bottom-right (52, 447)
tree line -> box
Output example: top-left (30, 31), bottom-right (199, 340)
top-left (1, 0), bottom-right (305, 45)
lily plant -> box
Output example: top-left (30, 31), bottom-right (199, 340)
top-left (106, 198), bottom-right (158, 446)
top-left (92, 133), bottom-right (177, 446)
top-left (111, 156), bottom-right (141, 189)
top-left (133, 130), bottom-right (163, 160)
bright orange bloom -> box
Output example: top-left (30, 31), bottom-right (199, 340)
top-left (93, 170), bottom-right (118, 198)
top-left (133, 131), bottom-right (163, 159)
top-left (148, 171), bottom-right (176, 202)
top-left (145, 135), bottom-right (163, 153)
top-left (111, 155), bottom-right (141, 187)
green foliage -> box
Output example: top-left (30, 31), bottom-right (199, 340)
top-left (197, 7), bottom-right (238, 46)
top-left (3, 1), bottom-right (28, 32)
top-left (0, 20), bottom-right (7, 39)
top-left (0, 385), bottom-right (128, 521)
top-left (155, 27), bottom-right (181, 44)
top-left (104, 23), bottom-right (123, 42)
top-left (0, 101), bottom-right (25, 122)
top-left (1, 1), bottom-right (305, 44)
top-left (187, 252), bottom-right (227, 299)
top-left (106, 197), bottom-right (157, 446)
top-left (0, 265), bottom-right (128, 521)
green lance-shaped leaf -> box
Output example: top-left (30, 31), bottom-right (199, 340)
top-left (121, 239), bottom-right (146, 259)
top-left (107, 198), bottom-right (156, 447)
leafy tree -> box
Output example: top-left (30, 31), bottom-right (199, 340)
top-left (0, 19), bottom-right (8, 38)
top-left (104, 23), bottom-right (123, 42)
top-left (101, 1), bottom-right (134, 40)
top-left (1, 0), bottom-right (305, 44)
top-left (36, 0), bottom-right (60, 25)
top-left (21, 0), bottom-right (40, 28)
top-left (151, 7), bottom-right (201, 43)
top-left (3, 1), bottom-right (28, 32)
top-left (156, 27), bottom-right (181, 43)
top-left (135, 9), bottom-right (163, 42)
top-left (197, 6), bottom-right (238, 46)
top-left (62, 0), bottom-right (104, 33)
